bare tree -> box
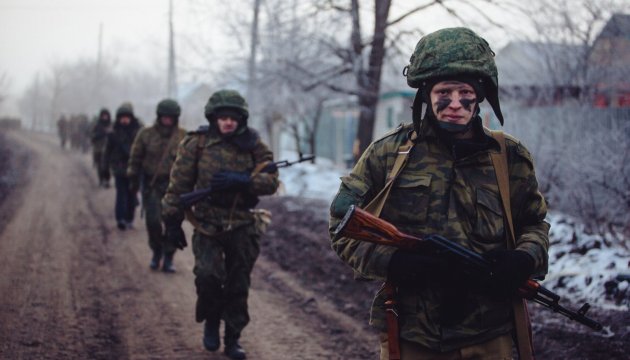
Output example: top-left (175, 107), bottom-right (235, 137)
top-left (279, 0), bottom-right (513, 159)
top-left (515, 0), bottom-right (630, 99)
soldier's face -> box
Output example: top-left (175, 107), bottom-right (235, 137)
top-left (119, 116), bottom-right (131, 126)
top-left (100, 114), bottom-right (110, 121)
top-left (217, 116), bottom-right (239, 135)
top-left (430, 81), bottom-right (477, 125)
top-left (160, 116), bottom-right (175, 127)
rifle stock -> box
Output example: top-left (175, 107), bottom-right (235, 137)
top-left (334, 205), bottom-right (603, 331)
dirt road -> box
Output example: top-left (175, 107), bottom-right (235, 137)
top-left (0, 131), bottom-right (378, 360)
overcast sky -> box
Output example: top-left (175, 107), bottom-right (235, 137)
top-left (0, 0), bottom-right (533, 117)
top-left (0, 0), bottom-right (232, 113)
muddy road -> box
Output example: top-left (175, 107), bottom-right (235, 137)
top-left (0, 130), bottom-right (627, 360)
top-left (0, 131), bottom-right (378, 360)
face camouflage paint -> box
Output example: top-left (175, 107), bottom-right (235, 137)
top-left (435, 98), bottom-right (451, 113)
top-left (460, 98), bottom-right (476, 112)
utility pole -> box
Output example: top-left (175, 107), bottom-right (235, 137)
top-left (247, 0), bottom-right (261, 129)
top-left (167, 0), bottom-right (177, 99)
top-left (96, 22), bottom-right (103, 105)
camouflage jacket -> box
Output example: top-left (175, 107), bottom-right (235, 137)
top-left (329, 120), bottom-right (549, 351)
top-left (162, 126), bottom-right (279, 232)
top-left (126, 122), bottom-right (186, 192)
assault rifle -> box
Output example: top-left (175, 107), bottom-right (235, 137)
top-left (334, 205), bottom-right (604, 331)
top-left (178, 154), bottom-right (315, 208)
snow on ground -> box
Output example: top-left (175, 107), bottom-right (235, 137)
top-left (276, 154), bottom-right (630, 310)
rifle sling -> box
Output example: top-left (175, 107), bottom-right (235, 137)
top-left (489, 130), bottom-right (535, 360)
top-left (363, 131), bottom-right (416, 360)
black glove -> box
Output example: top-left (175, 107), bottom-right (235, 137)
top-left (483, 249), bottom-right (535, 296)
top-left (164, 220), bottom-right (187, 250)
top-left (261, 162), bottom-right (278, 173)
top-left (388, 250), bottom-right (464, 288)
top-left (210, 171), bottom-right (251, 191)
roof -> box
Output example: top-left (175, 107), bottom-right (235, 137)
top-left (495, 41), bottom-right (584, 86)
top-left (597, 13), bottom-right (630, 40)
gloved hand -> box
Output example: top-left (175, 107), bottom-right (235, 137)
top-left (483, 249), bottom-right (535, 296)
top-left (210, 171), bottom-right (251, 191)
top-left (164, 219), bottom-right (187, 250)
top-left (387, 250), bottom-right (465, 288)
top-left (128, 176), bottom-right (140, 193)
top-left (261, 162), bottom-right (278, 173)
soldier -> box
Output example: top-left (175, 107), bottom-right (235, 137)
top-left (127, 99), bottom-right (186, 272)
top-left (90, 108), bottom-right (112, 187)
top-left (162, 90), bottom-right (279, 359)
top-left (102, 102), bottom-right (142, 230)
top-left (56, 115), bottom-right (69, 148)
top-left (329, 28), bottom-right (549, 359)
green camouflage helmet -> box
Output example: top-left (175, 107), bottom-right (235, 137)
top-left (405, 27), bottom-right (504, 124)
top-left (204, 89), bottom-right (249, 122)
top-left (156, 98), bottom-right (181, 117)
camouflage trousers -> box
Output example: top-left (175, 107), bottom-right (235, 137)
top-left (192, 225), bottom-right (260, 337)
top-left (142, 186), bottom-right (176, 255)
top-left (379, 332), bottom-right (513, 360)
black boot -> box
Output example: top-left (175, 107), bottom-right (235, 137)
top-left (162, 253), bottom-right (176, 273)
top-left (149, 250), bottom-right (161, 270)
top-left (224, 332), bottom-right (246, 360)
top-left (202, 318), bottom-right (220, 351)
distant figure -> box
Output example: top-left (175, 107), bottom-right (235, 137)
top-left (102, 103), bottom-right (142, 230)
top-left (56, 115), bottom-right (69, 148)
top-left (90, 108), bottom-right (112, 188)
top-left (127, 99), bottom-right (186, 272)
top-left (162, 90), bottom-right (279, 359)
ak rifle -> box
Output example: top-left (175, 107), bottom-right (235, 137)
top-left (178, 154), bottom-right (315, 207)
top-left (334, 205), bottom-right (603, 331)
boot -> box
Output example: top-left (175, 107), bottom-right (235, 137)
top-left (224, 331), bottom-right (246, 360)
top-left (202, 318), bottom-right (220, 351)
top-left (149, 250), bottom-right (161, 270)
top-left (162, 253), bottom-right (176, 273)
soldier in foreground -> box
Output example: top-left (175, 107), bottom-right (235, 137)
top-left (90, 108), bottom-right (112, 188)
top-left (329, 28), bottom-right (549, 359)
top-left (102, 102), bottom-right (142, 230)
top-left (127, 99), bottom-right (186, 272)
top-left (162, 90), bottom-right (279, 359)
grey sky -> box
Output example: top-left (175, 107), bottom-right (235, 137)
top-left (0, 0), bottom-right (532, 117)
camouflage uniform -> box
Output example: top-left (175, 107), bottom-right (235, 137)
top-left (329, 28), bottom-right (549, 355)
top-left (162, 90), bottom-right (279, 350)
top-left (90, 108), bottom-right (112, 187)
top-left (127, 99), bottom-right (186, 269)
top-left (103, 103), bottom-right (142, 228)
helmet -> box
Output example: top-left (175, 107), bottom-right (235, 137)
top-left (116, 102), bottom-right (134, 118)
top-left (405, 27), bottom-right (504, 124)
top-left (156, 98), bottom-right (181, 117)
top-left (204, 90), bottom-right (249, 122)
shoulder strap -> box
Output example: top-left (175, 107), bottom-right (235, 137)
top-left (364, 132), bottom-right (416, 217)
top-left (489, 130), bottom-right (535, 360)
top-left (364, 132), bottom-right (416, 360)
